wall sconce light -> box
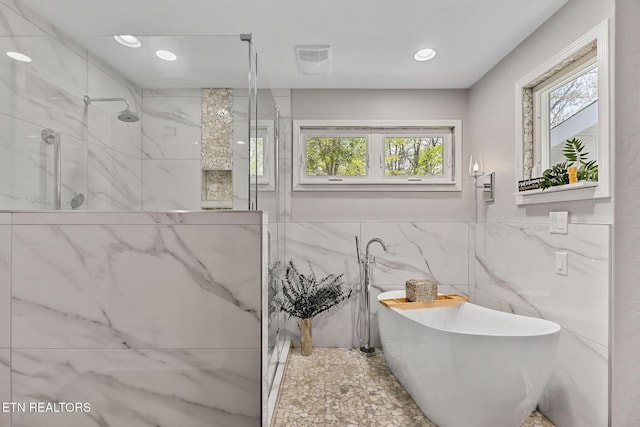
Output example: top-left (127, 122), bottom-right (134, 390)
top-left (469, 155), bottom-right (495, 203)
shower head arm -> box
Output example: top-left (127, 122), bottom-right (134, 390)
top-left (83, 96), bottom-right (131, 109)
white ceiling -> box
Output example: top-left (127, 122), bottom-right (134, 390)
top-left (13, 0), bottom-right (568, 89)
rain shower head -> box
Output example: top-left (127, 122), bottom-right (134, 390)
top-left (117, 108), bottom-right (140, 122)
top-left (84, 95), bottom-right (140, 123)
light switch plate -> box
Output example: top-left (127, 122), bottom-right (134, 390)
top-left (555, 251), bottom-right (568, 276)
top-left (549, 211), bottom-right (569, 234)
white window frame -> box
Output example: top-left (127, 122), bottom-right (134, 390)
top-left (515, 20), bottom-right (610, 205)
top-left (250, 120), bottom-right (275, 191)
top-left (293, 120), bottom-right (462, 192)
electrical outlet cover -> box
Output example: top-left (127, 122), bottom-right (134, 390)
top-left (549, 211), bottom-right (569, 234)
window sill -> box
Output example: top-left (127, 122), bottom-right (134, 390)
top-left (294, 181), bottom-right (461, 192)
top-left (514, 181), bottom-right (603, 205)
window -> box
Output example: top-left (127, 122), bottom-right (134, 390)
top-left (515, 20), bottom-right (610, 204)
top-left (534, 53), bottom-right (598, 170)
top-left (249, 120), bottom-right (275, 190)
top-left (293, 120), bottom-right (462, 191)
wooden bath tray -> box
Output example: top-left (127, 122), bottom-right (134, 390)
top-left (379, 294), bottom-right (468, 310)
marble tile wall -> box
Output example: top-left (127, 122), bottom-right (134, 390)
top-left (0, 215), bottom-right (8, 427)
top-left (0, 2), bottom-right (144, 211)
top-left (0, 223), bottom-right (6, 427)
top-left (11, 349), bottom-right (260, 427)
top-left (4, 211), bottom-right (265, 427)
top-left (141, 89), bottom-right (202, 210)
top-left (0, 350), bottom-right (9, 427)
top-left (283, 221), bottom-right (469, 348)
top-left (0, 219), bottom-right (9, 349)
top-left (474, 222), bottom-right (610, 427)
top-left (87, 144), bottom-right (141, 210)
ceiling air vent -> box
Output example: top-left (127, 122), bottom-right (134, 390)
top-left (295, 45), bottom-right (331, 75)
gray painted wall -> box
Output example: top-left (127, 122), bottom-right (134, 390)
top-left (290, 89), bottom-right (470, 222)
top-left (613, 0), bottom-right (640, 424)
top-left (467, 0), bottom-right (614, 224)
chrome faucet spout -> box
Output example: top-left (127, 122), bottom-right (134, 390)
top-left (365, 237), bottom-right (388, 257)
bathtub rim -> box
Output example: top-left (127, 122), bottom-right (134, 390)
top-left (378, 289), bottom-right (561, 338)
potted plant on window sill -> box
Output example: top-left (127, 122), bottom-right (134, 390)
top-left (281, 260), bottom-right (351, 356)
top-left (540, 138), bottom-right (598, 190)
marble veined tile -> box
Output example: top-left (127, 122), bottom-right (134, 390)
top-left (0, 0), bottom-right (59, 38)
top-left (283, 298), bottom-right (358, 349)
top-left (361, 221), bottom-right (469, 287)
top-left (12, 224), bottom-right (261, 349)
top-left (475, 222), bottom-right (609, 346)
top-left (0, 36), bottom-right (88, 140)
top-left (0, 2), bottom-right (47, 36)
top-left (11, 349), bottom-right (260, 427)
top-left (141, 159), bottom-right (201, 211)
top-left (87, 62), bottom-right (142, 158)
top-left (539, 329), bottom-right (608, 427)
top-left (473, 289), bottom-right (607, 427)
top-left (0, 114), bottom-right (87, 210)
top-left (142, 96), bottom-right (202, 160)
top-left (286, 221), bottom-right (361, 286)
top-left (0, 226), bottom-right (9, 348)
top-left (142, 88), bottom-right (202, 97)
top-left (0, 350), bottom-right (9, 427)
top-left (87, 143), bottom-right (141, 210)
top-left (11, 211), bottom-right (264, 226)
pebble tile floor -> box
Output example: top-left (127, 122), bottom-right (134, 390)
top-left (272, 347), bottom-right (556, 427)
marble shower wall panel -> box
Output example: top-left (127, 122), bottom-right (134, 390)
top-left (12, 223), bottom-right (261, 349)
top-left (87, 144), bottom-right (142, 210)
top-left (141, 90), bottom-right (202, 210)
top-left (0, 0), bottom-right (59, 38)
top-left (141, 94), bottom-right (202, 160)
top-left (360, 221), bottom-right (469, 289)
top-left (475, 222), bottom-right (610, 347)
top-left (11, 348), bottom-right (261, 427)
top-left (0, 1), bottom-right (47, 36)
top-left (0, 350), bottom-right (8, 427)
top-left (0, 114), bottom-right (88, 210)
top-left (0, 223), bottom-right (9, 348)
top-left (0, 35), bottom-right (88, 140)
top-left (142, 160), bottom-right (201, 210)
top-left (87, 61), bottom-right (142, 158)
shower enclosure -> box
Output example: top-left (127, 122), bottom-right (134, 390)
top-left (1, 8), bottom-right (286, 425)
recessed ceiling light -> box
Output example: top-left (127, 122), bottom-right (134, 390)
top-left (113, 35), bottom-right (141, 48)
top-left (156, 50), bottom-right (177, 61)
top-left (413, 48), bottom-right (437, 62)
top-left (6, 51), bottom-right (32, 62)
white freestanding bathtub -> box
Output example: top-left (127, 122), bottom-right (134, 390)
top-left (377, 290), bottom-right (560, 427)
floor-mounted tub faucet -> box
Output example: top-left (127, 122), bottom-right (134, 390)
top-left (355, 236), bottom-right (388, 356)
